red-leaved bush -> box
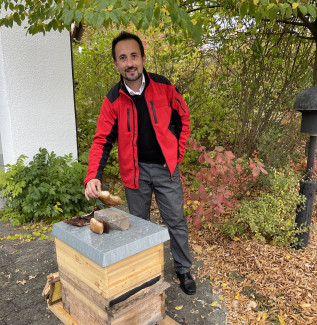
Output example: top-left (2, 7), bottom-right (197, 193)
top-left (183, 140), bottom-right (268, 228)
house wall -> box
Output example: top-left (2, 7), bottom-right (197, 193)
top-left (0, 133), bottom-right (3, 168)
top-left (0, 24), bottom-right (78, 210)
top-left (0, 25), bottom-right (78, 168)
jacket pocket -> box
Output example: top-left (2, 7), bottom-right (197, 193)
top-left (150, 101), bottom-right (158, 124)
top-left (175, 97), bottom-right (186, 113)
top-left (127, 108), bottom-right (131, 132)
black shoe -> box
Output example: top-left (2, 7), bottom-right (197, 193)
top-left (176, 272), bottom-right (196, 295)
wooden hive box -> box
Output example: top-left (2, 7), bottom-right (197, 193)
top-left (52, 208), bottom-right (170, 325)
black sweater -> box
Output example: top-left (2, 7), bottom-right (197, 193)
top-left (130, 92), bottom-right (165, 164)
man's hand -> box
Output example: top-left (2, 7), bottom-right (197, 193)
top-left (85, 179), bottom-right (101, 200)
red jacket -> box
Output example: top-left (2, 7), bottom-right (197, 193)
top-left (84, 70), bottom-right (190, 189)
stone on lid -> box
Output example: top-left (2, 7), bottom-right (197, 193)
top-left (94, 209), bottom-right (129, 230)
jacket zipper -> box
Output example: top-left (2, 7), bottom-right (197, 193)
top-left (127, 108), bottom-right (131, 132)
top-left (130, 100), bottom-right (137, 188)
top-left (148, 100), bottom-right (171, 178)
top-left (175, 98), bottom-right (186, 113)
top-left (150, 101), bottom-right (158, 124)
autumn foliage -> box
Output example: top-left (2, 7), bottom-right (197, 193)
top-left (183, 139), bottom-right (267, 228)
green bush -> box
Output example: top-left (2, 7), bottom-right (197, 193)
top-left (73, 28), bottom-right (119, 157)
top-left (0, 148), bottom-right (94, 225)
top-left (256, 118), bottom-right (305, 169)
top-left (219, 167), bottom-right (307, 247)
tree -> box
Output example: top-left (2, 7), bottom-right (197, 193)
top-left (212, 20), bottom-right (312, 160)
top-left (0, 0), bottom-right (201, 42)
top-left (241, 0), bottom-right (317, 85)
top-left (173, 1), bottom-right (315, 164)
top-left (181, 0), bottom-right (317, 84)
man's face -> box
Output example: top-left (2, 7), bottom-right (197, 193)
top-left (113, 39), bottom-right (146, 83)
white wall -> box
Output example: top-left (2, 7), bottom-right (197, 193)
top-left (0, 25), bottom-right (78, 167)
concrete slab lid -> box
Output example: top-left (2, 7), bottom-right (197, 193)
top-left (52, 207), bottom-right (170, 267)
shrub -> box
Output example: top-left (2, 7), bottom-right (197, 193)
top-left (183, 140), bottom-right (266, 228)
top-left (219, 167), bottom-right (306, 247)
top-left (0, 148), bottom-right (94, 225)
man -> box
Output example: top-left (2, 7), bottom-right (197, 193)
top-left (84, 32), bottom-right (196, 295)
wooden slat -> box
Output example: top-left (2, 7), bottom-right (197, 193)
top-left (48, 301), bottom-right (180, 325)
top-left (60, 276), bottom-right (169, 325)
top-left (55, 238), bottom-right (164, 300)
top-left (62, 277), bottom-right (109, 325)
top-left (59, 265), bottom-right (111, 309)
top-left (159, 242), bottom-right (164, 272)
top-left (47, 301), bottom-right (80, 325)
top-left (55, 238), bottom-right (108, 296)
top-left (107, 245), bottom-right (162, 285)
top-left (109, 280), bottom-right (170, 318)
top-left (111, 294), bottom-right (163, 325)
top-left (108, 263), bottom-right (163, 299)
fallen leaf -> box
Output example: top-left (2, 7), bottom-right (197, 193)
top-left (175, 305), bottom-right (183, 310)
top-left (233, 237), bottom-right (241, 241)
top-left (16, 279), bottom-right (27, 285)
top-left (300, 303), bottom-right (311, 308)
top-left (246, 301), bottom-right (257, 311)
top-left (173, 278), bottom-right (180, 284)
top-left (290, 315), bottom-right (301, 322)
top-left (278, 315), bottom-right (286, 325)
top-left (211, 301), bottom-right (218, 307)
top-left (256, 312), bottom-right (268, 321)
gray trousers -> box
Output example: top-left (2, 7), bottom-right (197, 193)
top-left (125, 162), bottom-right (192, 274)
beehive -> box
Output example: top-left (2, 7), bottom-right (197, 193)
top-left (52, 208), bottom-right (170, 325)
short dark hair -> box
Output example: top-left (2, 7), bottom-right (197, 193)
top-left (112, 32), bottom-right (145, 61)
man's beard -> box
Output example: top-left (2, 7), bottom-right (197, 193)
top-left (123, 67), bottom-right (142, 81)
